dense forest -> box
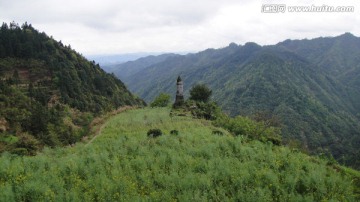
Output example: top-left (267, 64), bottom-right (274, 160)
top-left (0, 22), bottom-right (144, 155)
top-left (108, 35), bottom-right (360, 169)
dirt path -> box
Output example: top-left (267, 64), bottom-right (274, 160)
top-left (86, 122), bottom-right (107, 146)
top-left (84, 106), bottom-right (136, 146)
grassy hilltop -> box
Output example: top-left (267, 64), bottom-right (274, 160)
top-left (111, 34), bottom-right (360, 169)
top-left (0, 107), bottom-right (359, 201)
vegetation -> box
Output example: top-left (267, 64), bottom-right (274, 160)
top-left (170, 84), bottom-right (221, 120)
top-left (150, 93), bottom-right (171, 107)
top-left (0, 108), bottom-right (358, 201)
top-left (0, 22), bottom-right (144, 155)
top-left (214, 115), bottom-right (282, 146)
top-left (170, 130), bottom-right (179, 135)
top-left (189, 84), bottom-right (212, 103)
top-left (277, 33), bottom-right (360, 88)
top-left (1, 22), bottom-right (358, 201)
top-left (111, 35), bottom-right (360, 169)
top-left (147, 128), bottom-right (162, 138)
top-left (185, 100), bottom-right (222, 121)
top-left (176, 88), bottom-right (282, 146)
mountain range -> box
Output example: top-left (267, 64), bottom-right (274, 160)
top-left (109, 33), bottom-right (360, 168)
top-left (86, 52), bottom-right (162, 70)
top-left (0, 22), bottom-right (359, 168)
top-left (0, 22), bottom-right (359, 200)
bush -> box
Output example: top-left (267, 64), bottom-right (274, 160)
top-left (189, 84), bottom-right (212, 103)
top-left (267, 135), bottom-right (282, 146)
top-left (147, 129), bottom-right (163, 138)
top-left (212, 130), bottom-right (224, 135)
top-left (150, 93), bottom-right (171, 107)
top-left (14, 133), bottom-right (41, 155)
top-left (170, 130), bottom-right (179, 135)
top-left (190, 101), bottom-right (222, 120)
top-left (214, 114), bottom-right (282, 144)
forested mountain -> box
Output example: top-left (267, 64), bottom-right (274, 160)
top-left (277, 33), bottom-right (360, 113)
top-left (111, 35), bottom-right (360, 168)
top-left (0, 22), bottom-right (144, 155)
top-left (277, 33), bottom-right (360, 78)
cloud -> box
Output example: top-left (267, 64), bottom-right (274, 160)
top-left (0, 0), bottom-right (359, 55)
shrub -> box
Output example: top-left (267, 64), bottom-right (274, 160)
top-left (150, 93), bottom-right (171, 107)
top-left (212, 130), bottom-right (224, 135)
top-left (190, 101), bottom-right (222, 120)
top-left (267, 135), bottom-right (282, 146)
top-left (147, 129), bottom-right (162, 138)
top-left (189, 84), bottom-right (212, 103)
top-left (14, 133), bottom-right (41, 155)
top-left (214, 114), bottom-right (282, 144)
top-left (170, 130), bottom-right (179, 135)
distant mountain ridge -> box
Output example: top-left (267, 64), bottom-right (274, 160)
top-left (87, 52), bottom-right (164, 72)
top-left (107, 53), bottom-right (178, 80)
top-left (109, 33), bottom-right (360, 168)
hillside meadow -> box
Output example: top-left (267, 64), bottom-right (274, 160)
top-left (114, 35), bottom-right (360, 169)
top-left (0, 108), bottom-right (358, 201)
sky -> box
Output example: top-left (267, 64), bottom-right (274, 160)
top-left (1, 0), bottom-right (360, 55)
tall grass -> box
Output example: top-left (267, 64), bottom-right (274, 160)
top-left (0, 108), bottom-right (358, 201)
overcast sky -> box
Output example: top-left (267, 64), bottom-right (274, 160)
top-left (1, 0), bottom-right (359, 55)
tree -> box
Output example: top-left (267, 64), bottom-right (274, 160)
top-left (150, 93), bottom-right (171, 107)
top-left (189, 84), bottom-right (212, 103)
top-left (0, 44), bottom-right (5, 58)
top-left (9, 21), bottom-right (19, 30)
top-left (12, 69), bottom-right (20, 85)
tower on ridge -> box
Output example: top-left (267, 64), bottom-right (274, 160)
top-left (174, 76), bottom-right (184, 107)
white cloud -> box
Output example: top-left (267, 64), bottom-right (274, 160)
top-left (0, 0), bottom-right (359, 55)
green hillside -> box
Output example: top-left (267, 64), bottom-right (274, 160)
top-left (277, 33), bottom-right (360, 82)
top-left (110, 39), bottom-right (360, 169)
top-left (277, 33), bottom-right (360, 113)
top-left (0, 107), bottom-right (359, 201)
top-left (0, 22), bottom-right (144, 154)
